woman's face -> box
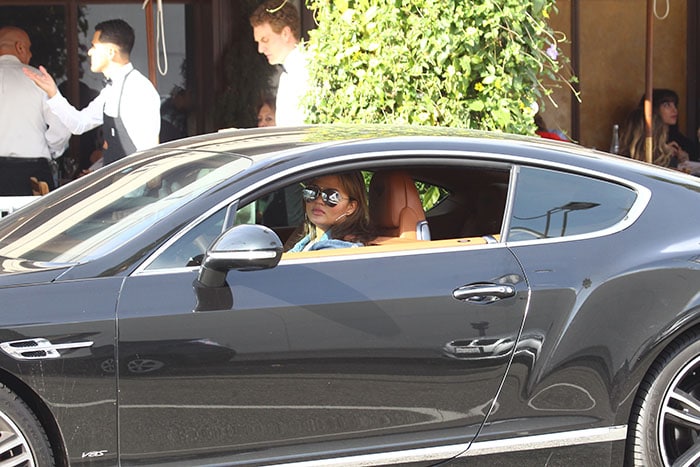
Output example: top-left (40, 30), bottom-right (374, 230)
top-left (303, 175), bottom-right (356, 233)
top-left (658, 101), bottom-right (678, 126)
top-left (257, 104), bottom-right (276, 127)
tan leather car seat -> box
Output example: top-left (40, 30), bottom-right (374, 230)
top-left (368, 170), bottom-right (430, 240)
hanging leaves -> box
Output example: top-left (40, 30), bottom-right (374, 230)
top-left (304, 0), bottom-right (576, 134)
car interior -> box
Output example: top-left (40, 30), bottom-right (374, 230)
top-left (144, 163), bottom-right (513, 270)
top-left (253, 164), bottom-right (512, 259)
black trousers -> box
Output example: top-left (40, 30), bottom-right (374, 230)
top-left (0, 157), bottom-right (54, 196)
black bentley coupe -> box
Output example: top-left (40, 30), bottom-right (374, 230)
top-left (0, 125), bottom-right (698, 466)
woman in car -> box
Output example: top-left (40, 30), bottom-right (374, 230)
top-left (288, 171), bottom-right (374, 251)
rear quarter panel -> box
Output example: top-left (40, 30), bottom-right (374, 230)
top-left (474, 167), bottom-right (700, 464)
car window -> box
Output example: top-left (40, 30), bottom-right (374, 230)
top-left (416, 180), bottom-right (448, 212)
top-left (146, 184), bottom-right (306, 270)
top-left (0, 152), bottom-right (249, 263)
top-left (234, 185), bottom-right (306, 250)
top-left (146, 163), bottom-right (514, 269)
top-left (146, 207), bottom-right (228, 270)
top-left (147, 163), bottom-right (639, 268)
top-left (255, 184), bottom-right (305, 228)
top-left (507, 166), bottom-right (637, 241)
top-left (246, 165), bottom-right (510, 255)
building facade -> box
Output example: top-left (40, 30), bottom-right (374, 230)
top-left (547, 1), bottom-right (698, 152)
top-left (0, 0), bottom-right (697, 162)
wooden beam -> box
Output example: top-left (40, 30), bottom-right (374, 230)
top-left (571, 0), bottom-right (580, 143)
top-left (144, 0), bottom-right (156, 86)
top-left (687, 0), bottom-right (698, 143)
top-left (644, 0), bottom-right (654, 163)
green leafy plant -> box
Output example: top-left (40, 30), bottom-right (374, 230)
top-left (304, 0), bottom-right (576, 134)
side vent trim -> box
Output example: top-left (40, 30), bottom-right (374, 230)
top-left (0, 338), bottom-right (93, 360)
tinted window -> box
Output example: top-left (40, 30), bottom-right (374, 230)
top-left (146, 208), bottom-right (227, 270)
top-left (147, 163), bottom-right (513, 268)
top-left (0, 152), bottom-right (249, 263)
top-left (507, 166), bottom-right (637, 241)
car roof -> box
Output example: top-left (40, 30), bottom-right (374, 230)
top-left (151, 124), bottom-right (572, 160)
top-left (133, 123), bottom-right (700, 190)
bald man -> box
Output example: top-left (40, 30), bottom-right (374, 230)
top-left (0, 26), bottom-right (70, 195)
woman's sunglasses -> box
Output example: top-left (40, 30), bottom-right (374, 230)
top-left (302, 185), bottom-right (347, 207)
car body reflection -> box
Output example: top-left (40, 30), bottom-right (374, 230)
top-left (443, 332), bottom-right (543, 364)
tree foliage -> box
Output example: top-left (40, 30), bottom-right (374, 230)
top-left (304, 0), bottom-right (574, 134)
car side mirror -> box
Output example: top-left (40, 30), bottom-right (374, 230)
top-left (197, 224), bottom-right (283, 288)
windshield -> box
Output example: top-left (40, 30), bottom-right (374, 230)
top-left (0, 151), bottom-right (250, 263)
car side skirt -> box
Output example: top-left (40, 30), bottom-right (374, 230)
top-left (274, 425), bottom-right (627, 466)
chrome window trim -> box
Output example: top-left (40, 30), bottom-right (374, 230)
top-left (272, 425), bottom-right (626, 466)
top-left (278, 241), bottom-right (506, 265)
top-left (134, 149), bottom-right (650, 275)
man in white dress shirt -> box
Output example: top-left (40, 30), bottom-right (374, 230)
top-left (24, 19), bottom-right (160, 168)
top-left (0, 26), bottom-right (71, 195)
top-left (250, 0), bottom-right (309, 126)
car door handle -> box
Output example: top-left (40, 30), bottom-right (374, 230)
top-left (452, 283), bottom-right (516, 303)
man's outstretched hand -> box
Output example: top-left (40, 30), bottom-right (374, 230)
top-left (23, 65), bottom-right (58, 98)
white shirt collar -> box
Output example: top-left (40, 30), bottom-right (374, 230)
top-left (106, 62), bottom-right (134, 86)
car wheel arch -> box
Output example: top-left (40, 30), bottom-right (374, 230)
top-left (0, 365), bottom-right (68, 466)
top-left (625, 325), bottom-right (700, 465)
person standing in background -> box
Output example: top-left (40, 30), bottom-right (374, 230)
top-left (0, 26), bottom-right (70, 195)
top-left (24, 19), bottom-right (160, 168)
top-left (250, 0), bottom-right (309, 126)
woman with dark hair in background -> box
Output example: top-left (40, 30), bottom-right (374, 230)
top-left (620, 101), bottom-right (700, 175)
top-left (257, 96), bottom-right (276, 127)
top-left (619, 107), bottom-right (673, 167)
top-left (644, 89), bottom-right (698, 163)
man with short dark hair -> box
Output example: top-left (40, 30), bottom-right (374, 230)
top-left (0, 26), bottom-right (70, 195)
top-left (25, 19), bottom-right (160, 167)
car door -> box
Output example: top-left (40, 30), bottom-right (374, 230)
top-left (116, 224), bottom-right (528, 464)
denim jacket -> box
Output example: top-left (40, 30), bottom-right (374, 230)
top-left (289, 230), bottom-right (362, 252)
